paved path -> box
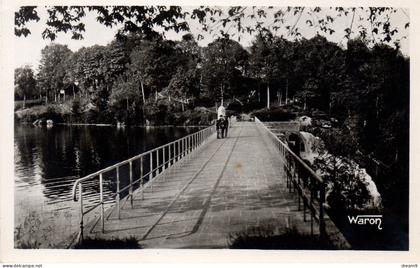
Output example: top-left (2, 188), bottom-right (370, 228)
top-left (87, 122), bottom-right (315, 248)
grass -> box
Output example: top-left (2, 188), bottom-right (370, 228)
top-left (229, 225), bottom-right (336, 250)
top-left (74, 237), bottom-right (142, 249)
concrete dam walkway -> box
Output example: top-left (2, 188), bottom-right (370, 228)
top-left (85, 122), bottom-right (316, 248)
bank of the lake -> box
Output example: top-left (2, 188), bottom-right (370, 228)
top-left (14, 101), bottom-right (217, 127)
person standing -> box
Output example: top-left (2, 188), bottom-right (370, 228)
top-left (223, 115), bottom-right (229, 138)
top-left (216, 117), bottom-right (222, 139)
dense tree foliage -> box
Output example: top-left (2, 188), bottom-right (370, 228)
top-left (15, 32), bottom-right (408, 168)
top-left (201, 38), bottom-right (249, 105)
top-left (15, 65), bottom-right (37, 106)
top-left (37, 44), bottom-right (73, 103)
top-left (15, 6), bottom-right (408, 49)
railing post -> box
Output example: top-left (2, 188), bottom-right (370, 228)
top-left (310, 181), bottom-right (314, 236)
top-left (195, 133), bottom-right (197, 149)
top-left (187, 136), bottom-right (190, 156)
top-left (156, 149), bottom-right (160, 175)
top-left (176, 140), bottom-right (182, 161)
top-left (99, 174), bottom-right (105, 233)
top-left (185, 137), bottom-right (188, 155)
top-left (78, 183), bottom-right (84, 242)
top-left (129, 161), bottom-right (133, 208)
top-left (173, 142), bottom-right (177, 162)
top-left (169, 143), bottom-right (172, 166)
top-left (150, 152), bottom-right (153, 191)
top-left (289, 157), bottom-right (293, 193)
top-left (116, 166), bottom-right (120, 220)
top-left (175, 141), bottom-right (177, 161)
top-left (183, 138), bottom-right (186, 157)
top-left (190, 135), bottom-right (193, 153)
top-left (140, 156), bottom-right (144, 200)
top-left (319, 183), bottom-right (326, 239)
top-left (195, 133), bottom-right (198, 148)
top-left (297, 174), bottom-right (301, 211)
top-left (163, 146), bottom-right (166, 171)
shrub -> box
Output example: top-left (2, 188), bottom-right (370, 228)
top-left (252, 107), bottom-right (296, 121)
top-left (229, 225), bottom-right (335, 250)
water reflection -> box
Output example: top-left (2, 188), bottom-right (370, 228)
top-left (14, 124), bottom-right (201, 247)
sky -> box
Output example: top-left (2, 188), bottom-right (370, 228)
top-left (14, 6), bottom-right (409, 70)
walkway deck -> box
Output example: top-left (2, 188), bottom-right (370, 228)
top-left (87, 122), bottom-right (315, 248)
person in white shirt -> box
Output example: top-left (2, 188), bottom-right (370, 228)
top-left (217, 105), bottom-right (226, 119)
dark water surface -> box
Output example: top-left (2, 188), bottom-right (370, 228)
top-left (14, 124), bottom-right (201, 248)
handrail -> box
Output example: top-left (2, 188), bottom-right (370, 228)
top-left (72, 124), bottom-right (216, 242)
top-left (255, 116), bottom-right (326, 238)
top-left (255, 117), bottom-right (324, 183)
top-left (72, 125), bottom-right (214, 201)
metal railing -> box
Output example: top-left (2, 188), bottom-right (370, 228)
top-left (255, 117), bottom-right (326, 238)
top-left (72, 125), bottom-right (216, 241)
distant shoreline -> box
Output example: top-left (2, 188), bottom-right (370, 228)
top-left (17, 122), bottom-right (210, 128)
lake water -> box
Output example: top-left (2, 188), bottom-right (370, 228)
top-left (14, 124), bottom-right (202, 248)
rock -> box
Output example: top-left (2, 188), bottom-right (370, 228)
top-left (298, 116), bottom-right (312, 127)
top-left (294, 131), bottom-right (382, 210)
top-left (299, 131), bottom-right (321, 164)
top-left (239, 113), bottom-right (252, 121)
top-left (46, 119), bottom-right (53, 128)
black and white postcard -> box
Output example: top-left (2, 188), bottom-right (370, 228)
top-left (1, 0), bottom-right (419, 265)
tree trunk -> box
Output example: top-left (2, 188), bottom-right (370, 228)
top-left (181, 99), bottom-right (185, 112)
top-left (23, 94), bottom-right (26, 109)
top-left (155, 90), bottom-right (157, 102)
top-left (220, 84), bottom-right (224, 106)
top-left (279, 91), bottom-right (282, 106)
top-left (304, 96), bottom-right (307, 111)
top-left (285, 78), bottom-right (288, 105)
top-left (266, 83), bottom-right (270, 109)
top-left (72, 84), bottom-right (75, 99)
top-left (140, 81), bottom-right (146, 104)
top-left (126, 98), bottom-right (129, 111)
top-left (258, 85), bottom-right (261, 102)
top-left (329, 100), bottom-right (332, 116)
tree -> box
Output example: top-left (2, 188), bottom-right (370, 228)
top-left (249, 31), bottom-right (278, 109)
top-left (15, 65), bottom-right (37, 107)
top-left (109, 74), bottom-right (143, 124)
top-left (166, 67), bottom-right (200, 111)
top-left (129, 38), bottom-right (186, 104)
top-left (15, 6), bottom-right (408, 50)
top-left (294, 90), bottom-right (317, 110)
top-left (37, 43), bottom-right (73, 103)
top-left (201, 37), bottom-right (249, 105)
